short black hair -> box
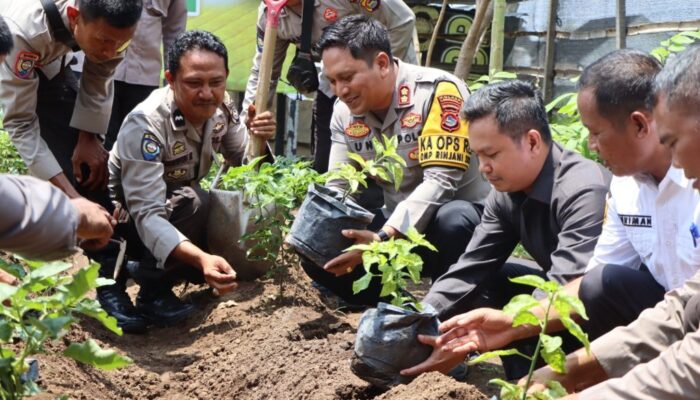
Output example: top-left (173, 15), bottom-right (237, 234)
top-left (0, 17), bottom-right (12, 56)
top-left (462, 80), bottom-right (551, 144)
top-left (579, 49), bottom-right (661, 125)
top-left (317, 15), bottom-right (392, 66)
top-left (167, 30), bottom-right (229, 77)
top-left (651, 44), bottom-right (700, 111)
top-left (77, 0), bottom-right (142, 29)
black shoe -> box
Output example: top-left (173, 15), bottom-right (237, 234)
top-left (136, 287), bottom-right (196, 327)
top-left (97, 284), bottom-right (149, 334)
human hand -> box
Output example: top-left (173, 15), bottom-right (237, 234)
top-left (71, 197), bottom-right (115, 250)
top-left (200, 254), bottom-right (238, 295)
top-left (436, 308), bottom-right (519, 354)
top-left (399, 334), bottom-right (466, 377)
top-left (246, 104), bottom-right (276, 140)
top-left (323, 229), bottom-right (379, 276)
top-left (72, 131), bottom-right (109, 191)
top-left (518, 365), bottom-right (573, 395)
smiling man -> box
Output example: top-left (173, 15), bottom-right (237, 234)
top-left (296, 15), bottom-right (491, 306)
top-left (109, 30), bottom-right (275, 331)
top-left (401, 79), bottom-right (611, 380)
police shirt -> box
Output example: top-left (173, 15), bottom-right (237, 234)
top-left (585, 166), bottom-right (700, 290)
top-left (108, 86), bottom-right (247, 268)
top-left (241, 0), bottom-right (417, 122)
top-left (327, 59), bottom-right (491, 234)
top-left (0, 0), bottom-right (123, 180)
top-left (424, 143), bottom-right (612, 318)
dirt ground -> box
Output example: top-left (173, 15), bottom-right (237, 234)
top-left (34, 263), bottom-right (502, 400)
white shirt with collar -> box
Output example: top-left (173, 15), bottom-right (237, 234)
top-left (586, 166), bottom-right (700, 290)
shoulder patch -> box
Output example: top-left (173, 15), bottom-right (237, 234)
top-left (345, 121), bottom-right (371, 138)
top-left (418, 81), bottom-right (470, 170)
top-left (398, 84), bottom-right (411, 106)
top-left (401, 112), bottom-right (422, 129)
top-left (360, 0), bottom-right (380, 12)
top-left (323, 7), bottom-right (338, 22)
top-left (141, 133), bottom-right (162, 161)
top-left (14, 51), bottom-right (40, 80)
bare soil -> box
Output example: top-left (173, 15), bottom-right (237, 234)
top-left (33, 264), bottom-right (501, 399)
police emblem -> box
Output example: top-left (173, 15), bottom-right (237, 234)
top-left (360, 0), bottom-right (380, 12)
top-left (408, 148), bottom-right (419, 160)
top-left (324, 7), bottom-right (338, 22)
top-left (437, 94), bottom-right (463, 133)
top-left (172, 109), bottom-right (186, 128)
top-left (14, 51), bottom-right (40, 80)
top-left (166, 168), bottom-right (188, 180)
top-left (401, 112), bottom-right (422, 129)
top-left (141, 133), bottom-right (161, 161)
top-left (398, 84), bottom-right (411, 106)
top-left (344, 121), bottom-right (371, 138)
top-left (213, 122), bottom-right (225, 133)
top-left (172, 141), bottom-right (186, 156)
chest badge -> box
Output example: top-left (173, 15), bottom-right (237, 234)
top-left (398, 84), bottom-right (411, 106)
top-left (167, 168), bottom-right (188, 180)
top-left (408, 147), bottom-right (419, 160)
top-left (172, 109), bottom-right (186, 129)
top-left (213, 122), bottom-right (225, 134)
top-left (14, 51), bottom-right (40, 80)
top-left (344, 121), bottom-right (371, 138)
top-left (323, 7), bottom-right (338, 22)
top-left (360, 0), bottom-right (380, 12)
top-left (401, 112), bottom-right (422, 129)
top-left (437, 94), bottom-right (463, 132)
top-left (171, 141), bottom-right (186, 156)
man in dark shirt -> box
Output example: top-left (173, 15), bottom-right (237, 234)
top-left (401, 80), bottom-right (611, 379)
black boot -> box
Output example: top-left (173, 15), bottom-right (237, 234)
top-left (135, 283), bottom-right (196, 327)
top-left (96, 258), bottom-right (148, 334)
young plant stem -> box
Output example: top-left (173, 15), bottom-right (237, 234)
top-left (521, 292), bottom-right (556, 400)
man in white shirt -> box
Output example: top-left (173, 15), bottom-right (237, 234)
top-left (406, 49), bottom-right (700, 376)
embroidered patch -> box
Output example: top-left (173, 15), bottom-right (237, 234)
top-left (408, 148), bottom-right (419, 160)
top-left (172, 109), bottom-right (186, 128)
top-left (213, 122), bottom-right (225, 134)
top-left (401, 112), bottom-right (422, 129)
top-left (14, 51), bottom-right (40, 79)
top-left (619, 214), bottom-right (652, 228)
top-left (344, 121), bottom-right (371, 138)
top-left (141, 133), bottom-right (161, 161)
top-left (437, 94), bottom-right (463, 133)
top-left (166, 168), bottom-right (188, 180)
top-left (360, 0), bottom-right (380, 12)
top-left (323, 7), bottom-right (338, 22)
top-left (398, 84), bottom-right (411, 106)
top-left (171, 141), bottom-right (186, 155)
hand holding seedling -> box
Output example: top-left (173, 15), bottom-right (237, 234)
top-left (200, 254), bottom-right (238, 295)
top-left (72, 197), bottom-right (116, 251)
top-left (323, 229), bottom-right (380, 276)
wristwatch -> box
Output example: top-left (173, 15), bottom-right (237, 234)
top-left (376, 229), bottom-right (390, 242)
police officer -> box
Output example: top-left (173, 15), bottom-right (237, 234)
top-left (109, 30), bottom-right (276, 328)
top-left (242, 0), bottom-right (416, 174)
top-left (0, 0), bottom-right (143, 331)
top-left (298, 16), bottom-right (490, 305)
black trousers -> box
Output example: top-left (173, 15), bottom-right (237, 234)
top-left (301, 199), bottom-right (484, 306)
top-left (311, 90), bottom-right (335, 174)
top-left (35, 69), bottom-right (119, 271)
top-left (119, 186), bottom-right (208, 289)
top-left (579, 263), bottom-right (666, 340)
top-left (104, 81), bottom-right (157, 150)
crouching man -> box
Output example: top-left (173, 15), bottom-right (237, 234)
top-left (108, 30), bottom-right (276, 329)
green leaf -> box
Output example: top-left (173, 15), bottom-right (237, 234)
top-left (503, 294), bottom-right (540, 318)
top-left (510, 275), bottom-right (551, 292)
top-left (0, 283), bottom-right (18, 303)
top-left (379, 280), bottom-right (396, 298)
top-left (555, 293), bottom-right (588, 320)
top-left (29, 261), bottom-right (72, 281)
top-left (65, 264), bottom-right (101, 302)
top-left (512, 310), bottom-right (540, 327)
top-left (31, 316), bottom-right (73, 338)
top-left (468, 348), bottom-right (530, 364)
top-left (0, 319), bottom-right (12, 342)
top-left (63, 339), bottom-right (132, 370)
top-left (352, 273), bottom-right (373, 294)
top-left (561, 315), bottom-right (590, 352)
top-left (74, 300), bottom-right (122, 335)
top-left (0, 260), bottom-right (26, 279)
top-left (489, 378), bottom-right (523, 400)
top-left (671, 34), bottom-right (696, 45)
top-left (540, 334), bottom-right (566, 374)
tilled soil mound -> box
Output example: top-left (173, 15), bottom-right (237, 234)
top-left (34, 266), bottom-right (500, 399)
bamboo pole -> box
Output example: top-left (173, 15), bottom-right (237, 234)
top-left (489, 0), bottom-right (506, 76)
top-left (426, 0), bottom-right (448, 68)
top-left (542, 0), bottom-right (558, 102)
top-left (616, 0), bottom-right (627, 49)
top-left (453, 0), bottom-right (492, 81)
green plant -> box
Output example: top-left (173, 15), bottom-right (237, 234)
top-left (651, 30), bottom-right (700, 63)
top-left (0, 258), bottom-right (131, 399)
top-left (348, 228), bottom-right (436, 310)
top-left (468, 70), bottom-right (517, 92)
top-left (325, 134), bottom-right (407, 203)
top-left (218, 156), bottom-right (324, 295)
top-left (546, 90), bottom-right (599, 162)
top-left (0, 132), bottom-right (27, 175)
top-left (468, 275), bottom-right (589, 400)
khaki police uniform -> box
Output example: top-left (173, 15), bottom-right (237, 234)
top-left (109, 86), bottom-right (247, 269)
top-left (0, 174), bottom-right (78, 261)
top-left (0, 0), bottom-right (123, 180)
top-left (328, 59), bottom-right (490, 234)
top-left (242, 0), bottom-right (417, 116)
top-left (301, 59), bottom-right (490, 306)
